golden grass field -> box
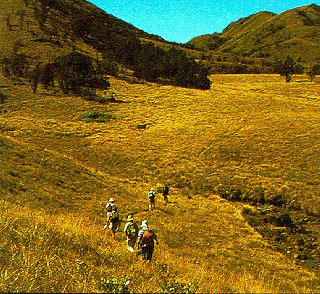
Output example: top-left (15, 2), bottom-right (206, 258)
top-left (0, 73), bottom-right (319, 292)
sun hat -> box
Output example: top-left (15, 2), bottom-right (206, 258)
top-left (150, 188), bottom-right (154, 191)
top-left (109, 198), bottom-right (115, 202)
top-left (141, 220), bottom-right (148, 228)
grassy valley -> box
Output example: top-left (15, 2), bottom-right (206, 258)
top-left (1, 72), bottom-right (319, 292)
top-left (1, 0), bottom-right (320, 292)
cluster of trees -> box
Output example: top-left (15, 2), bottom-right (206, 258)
top-left (120, 42), bottom-right (211, 90)
top-left (273, 55), bottom-right (320, 82)
top-left (30, 52), bottom-right (110, 95)
top-left (208, 54), bottom-right (320, 82)
top-left (2, 0), bottom-right (319, 90)
top-left (0, 49), bottom-right (110, 96)
top-left (31, 0), bottom-right (212, 89)
top-left (307, 63), bottom-right (320, 82)
top-left (273, 56), bottom-right (304, 82)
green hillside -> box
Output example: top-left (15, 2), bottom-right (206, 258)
top-left (188, 5), bottom-right (320, 68)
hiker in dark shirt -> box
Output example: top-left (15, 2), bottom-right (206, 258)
top-left (162, 185), bottom-right (169, 205)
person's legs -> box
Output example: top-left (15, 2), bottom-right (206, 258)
top-left (146, 245), bottom-right (154, 262)
top-left (141, 247), bottom-right (148, 261)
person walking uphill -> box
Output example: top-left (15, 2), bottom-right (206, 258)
top-left (148, 188), bottom-right (156, 210)
top-left (137, 220), bottom-right (159, 262)
top-left (162, 185), bottom-right (169, 205)
top-left (106, 198), bottom-right (118, 222)
top-left (123, 214), bottom-right (139, 252)
top-left (104, 198), bottom-right (119, 239)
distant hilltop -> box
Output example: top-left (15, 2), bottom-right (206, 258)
top-left (187, 4), bottom-right (320, 67)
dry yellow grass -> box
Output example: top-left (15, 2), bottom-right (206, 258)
top-left (0, 73), bottom-right (319, 292)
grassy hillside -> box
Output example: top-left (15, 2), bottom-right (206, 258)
top-left (189, 5), bottom-right (320, 68)
top-left (0, 73), bottom-right (319, 292)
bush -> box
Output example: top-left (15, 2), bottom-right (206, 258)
top-left (242, 205), bottom-right (256, 215)
top-left (0, 91), bottom-right (7, 103)
top-left (79, 111), bottom-right (115, 123)
top-left (98, 277), bottom-right (130, 293)
top-left (161, 279), bottom-right (197, 294)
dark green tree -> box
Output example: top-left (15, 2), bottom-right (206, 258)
top-left (307, 63), bottom-right (320, 82)
top-left (273, 56), bottom-right (301, 82)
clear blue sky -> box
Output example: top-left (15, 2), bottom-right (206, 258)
top-left (88, 0), bottom-right (319, 43)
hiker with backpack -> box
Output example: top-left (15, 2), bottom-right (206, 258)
top-left (106, 198), bottom-right (117, 222)
top-left (104, 198), bottom-right (120, 238)
top-left (148, 188), bottom-right (156, 210)
top-left (123, 214), bottom-right (139, 252)
top-left (162, 185), bottom-right (169, 205)
top-left (104, 208), bottom-right (120, 239)
top-left (137, 220), bottom-right (159, 262)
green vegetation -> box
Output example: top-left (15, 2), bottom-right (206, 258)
top-left (80, 111), bottom-right (115, 123)
top-left (0, 0), bottom-right (210, 90)
top-left (188, 5), bottom-right (320, 71)
top-left (273, 55), bottom-right (304, 82)
top-left (307, 63), bottom-right (320, 81)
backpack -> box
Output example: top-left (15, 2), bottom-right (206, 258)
top-left (163, 186), bottom-right (169, 195)
top-left (110, 211), bottom-right (119, 222)
top-left (140, 229), bottom-right (155, 245)
top-left (126, 222), bottom-right (138, 237)
top-left (148, 191), bottom-right (155, 199)
top-left (107, 203), bottom-right (117, 212)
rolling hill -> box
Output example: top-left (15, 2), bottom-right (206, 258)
top-left (188, 4), bottom-right (320, 67)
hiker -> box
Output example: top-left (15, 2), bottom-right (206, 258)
top-left (137, 220), bottom-right (159, 262)
top-left (148, 188), bottom-right (156, 210)
top-left (103, 198), bottom-right (119, 238)
top-left (162, 185), bottom-right (169, 205)
top-left (123, 214), bottom-right (139, 252)
top-left (106, 198), bottom-right (117, 222)
top-left (104, 208), bottom-right (120, 239)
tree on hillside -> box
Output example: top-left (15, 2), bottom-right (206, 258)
top-left (30, 52), bottom-right (110, 95)
top-left (307, 63), bottom-right (320, 82)
top-left (273, 56), bottom-right (303, 82)
top-left (134, 46), bottom-right (212, 89)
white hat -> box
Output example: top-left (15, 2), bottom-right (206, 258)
top-left (150, 188), bottom-right (154, 191)
top-left (141, 220), bottom-right (148, 228)
top-left (109, 198), bottom-right (115, 202)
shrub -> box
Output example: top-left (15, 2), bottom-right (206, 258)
top-left (161, 279), bottom-right (197, 294)
top-left (79, 111), bottom-right (115, 123)
top-left (242, 205), bottom-right (256, 215)
top-left (98, 277), bottom-right (130, 293)
top-left (214, 184), bottom-right (230, 199)
top-left (0, 91), bottom-right (7, 103)
top-left (307, 63), bottom-right (320, 82)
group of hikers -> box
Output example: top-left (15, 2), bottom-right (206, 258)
top-left (103, 186), bottom-right (169, 262)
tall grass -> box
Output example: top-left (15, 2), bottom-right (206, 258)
top-left (0, 73), bottom-right (319, 292)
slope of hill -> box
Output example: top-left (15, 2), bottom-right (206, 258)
top-left (188, 4), bottom-right (320, 67)
top-left (0, 0), bottom-right (211, 90)
top-left (1, 71), bottom-right (320, 292)
top-left (0, 0), bottom-right (160, 64)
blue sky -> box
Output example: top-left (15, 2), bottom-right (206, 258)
top-left (89, 0), bottom-right (319, 43)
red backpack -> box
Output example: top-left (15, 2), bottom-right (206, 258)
top-left (140, 229), bottom-right (155, 245)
